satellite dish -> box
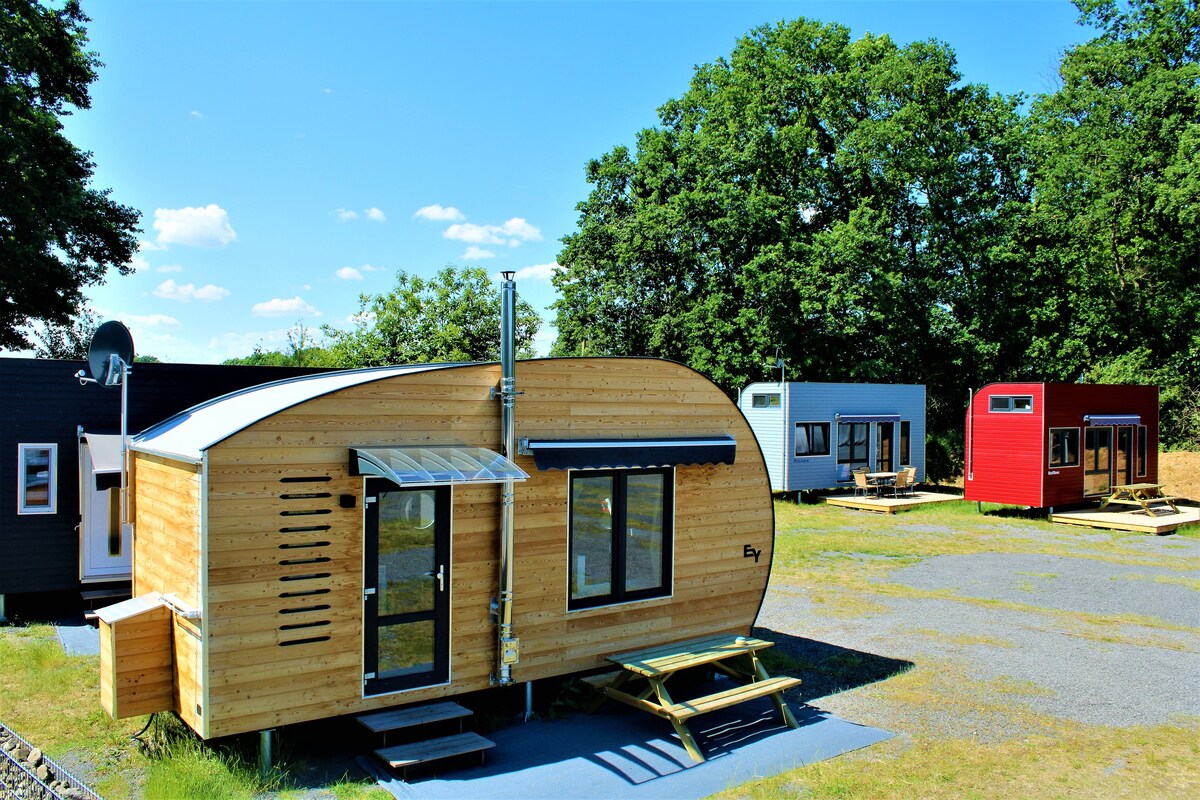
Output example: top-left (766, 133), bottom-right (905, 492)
top-left (87, 321), bottom-right (135, 387)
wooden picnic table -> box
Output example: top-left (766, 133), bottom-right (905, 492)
top-left (585, 633), bottom-right (801, 762)
top-left (1099, 483), bottom-right (1180, 515)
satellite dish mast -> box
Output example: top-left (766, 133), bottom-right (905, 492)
top-left (77, 321), bottom-right (136, 546)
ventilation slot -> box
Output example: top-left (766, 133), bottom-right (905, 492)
top-left (279, 541), bottom-right (330, 550)
top-left (279, 572), bottom-right (331, 582)
top-left (279, 620), bottom-right (330, 632)
top-left (280, 604), bottom-right (331, 615)
top-left (279, 588), bottom-right (331, 599)
top-left (280, 509), bottom-right (331, 517)
top-left (279, 636), bottom-right (331, 647)
top-left (280, 476), bottom-right (333, 483)
top-left (279, 524), bottom-right (331, 534)
top-left (280, 492), bottom-right (333, 500)
top-left (279, 557), bottom-right (332, 567)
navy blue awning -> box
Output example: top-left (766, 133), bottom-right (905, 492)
top-left (836, 414), bottom-right (901, 424)
top-left (1084, 414), bottom-right (1141, 426)
top-left (519, 435), bottom-right (736, 471)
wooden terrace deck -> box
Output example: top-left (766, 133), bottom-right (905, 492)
top-left (824, 490), bottom-right (960, 514)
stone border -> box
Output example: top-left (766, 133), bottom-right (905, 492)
top-left (0, 722), bottom-right (100, 800)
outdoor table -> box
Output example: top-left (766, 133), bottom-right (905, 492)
top-left (1099, 483), bottom-right (1180, 515)
top-left (866, 471), bottom-right (898, 488)
top-left (585, 633), bottom-right (801, 762)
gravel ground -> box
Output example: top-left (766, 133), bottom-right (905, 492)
top-left (756, 531), bottom-right (1200, 738)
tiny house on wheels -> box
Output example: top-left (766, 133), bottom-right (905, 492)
top-left (96, 355), bottom-right (774, 740)
top-left (0, 357), bottom-right (330, 618)
top-left (963, 382), bottom-right (1159, 509)
top-left (738, 382), bottom-right (926, 493)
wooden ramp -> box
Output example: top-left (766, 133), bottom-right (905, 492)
top-left (1050, 504), bottom-right (1199, 534)
top-left (824, 490), bottom-right (960, 514)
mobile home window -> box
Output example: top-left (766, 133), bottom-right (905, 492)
top-left (794, 422), bottom-right (831, 457)
top-left (1049, 428), bottom-right (1080, 468)
top-left (899, 421), bottom-right (911, 466)
top-left (18, 443), bottom-right (57, 514)
top-left (837, 422), bottom-right (870, 474)
top-left (569, 468), bottom-right (672, 610)
top-left (1137, 425), bottom-right (1148, 477)
top-left (989, 395), bottom-right (1034, 413)
top-left (751, 393), bottom-right (781, 408)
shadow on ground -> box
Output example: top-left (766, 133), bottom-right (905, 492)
top-left (752, 627), bottom-right (914, 703)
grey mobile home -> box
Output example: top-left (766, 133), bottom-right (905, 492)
top-left (739, 382), bottom-right (926, 493)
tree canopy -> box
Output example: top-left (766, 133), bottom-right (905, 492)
top-left (321, 266), bottom-right (542, 367)
top-left (552, 1), bottom-right (1199, 463)
top-left (0, 0), bottom-right (140, 350)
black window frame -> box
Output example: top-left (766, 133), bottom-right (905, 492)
top-left (1137, 425), bottom-right (1148, 477)
top-left (751, 393), bottom-right (781, 408)
top-left (899, 420), bottom-right (911, 466)
top-left (836, 422), bottom-right (870, 474)
top-left (794, 422), bottom-right (831, 457)
top-left (1048, 427), bottom-right (1081, 468)
top-left (567, 467), bottom-right (673, 611)
top-left (989, 395), bottom-right (1034, 413)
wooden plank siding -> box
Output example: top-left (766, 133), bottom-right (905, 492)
top-left (98, 604), bottom-right (174, 719)
top-left (128, 358), bottom-right (773, 739)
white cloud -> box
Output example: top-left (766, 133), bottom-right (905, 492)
top-left (360, 263), bottom-right (383, 272)
top-left (464, 246), bottom-right (497, 260)
top-left (335, 208), bottom-right (358, 222)
top-left (443, 217), bottom-right (542, 246)
top-left (124, 313), bottom-right (180, 328)
top-left (153, 279), bottom-right (230, 302)
top-left (336, 266), bottom-right (363, 281)
top-left (413, 204), bottom-right (465, 222)
top-left (189, 110), bottom-right (203, 119)
top-left (252, 297), bottom-right (319, 317)
top-left (127, 254), bottom-right (150, 272)
top-left (509, 262), bottom-right (562, 282)
top-left (365, 207), bottom-right (386, 222)
top-left (138, 239), bottom-right (167, 253)
top-left (153, 205), bottom-right (237, 247)
top-left (156, 264), bottom-right (184, 273)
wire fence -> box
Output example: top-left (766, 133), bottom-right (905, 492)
top-left (0, 721), bottom-right (101, 800)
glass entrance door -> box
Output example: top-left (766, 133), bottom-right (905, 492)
top-left (1115, 426), bottom-right (1134, 487)
top-left (364, 481), bottom-right (450, 695)
top-left (875, 422), bottom-right (894, 473)
top-left (1084, 427), bottom-right (1113, 497)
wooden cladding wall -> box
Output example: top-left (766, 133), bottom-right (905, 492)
top-left (181, 359), bottom-right (771, 738)
top-left (99, 604), bottom-right (174, 719)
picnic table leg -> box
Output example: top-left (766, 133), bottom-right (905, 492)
top-left (587, 670), bottom-right (632, 713)
top-left (649, 677), bottom-right (706, 762)
top-left (750, 653), bottom-right (801, 729)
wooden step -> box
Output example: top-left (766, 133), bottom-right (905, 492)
top-left (374, 731), bottom-right (495, 770)
top-left (578, 670), bottom-right (621, 690)
top-left (357, 701), bottom-right (472, 735)
top-left (667, 676), bottom-right (802, 722)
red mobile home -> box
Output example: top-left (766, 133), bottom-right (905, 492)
top-left (964, 383), bottom-right (1159, 509)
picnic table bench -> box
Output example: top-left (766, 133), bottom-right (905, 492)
top-left (1099, 483), bottom-right (1180, 515)
top-left (584, 633), bottom-right (801, 762)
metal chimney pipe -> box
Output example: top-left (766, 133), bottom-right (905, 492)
top-left (497, 271), bottom-right (519, 684)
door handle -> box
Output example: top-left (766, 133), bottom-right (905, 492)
top-left (425, 565), bottom-right (445, 592)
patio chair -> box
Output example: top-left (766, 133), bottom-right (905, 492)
top-left (904, 466), bottom-right (917, 495)
top-left (852, 469), bottom-right (873, 498)
top-left (890, 467), bottom-right (910, 498)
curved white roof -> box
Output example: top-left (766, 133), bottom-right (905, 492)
top-left (132, 363), bottom-right (466, 462)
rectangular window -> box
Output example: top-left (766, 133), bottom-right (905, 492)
top-left (1049, 428), bottom-right (1080, 467)
top-left (1137, 425), bottom-right (1148, 477)
top-left (837, 422), bottom-right (870, 474)
top-left (18, 443), bottom-right (57, 514)
top-left (751, 393), bottom-right (781, 408)
top-left (794, 422), bottom-right (830, 457)
top-left (989, 395), bottom-right (1034, 413)
top-left (569, 468), bottom-right (672, 610)
top-left (899, 421), bottom-right (911, 466)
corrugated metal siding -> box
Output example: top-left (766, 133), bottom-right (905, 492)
top-left (738, 386), bottom-right (785, 489)
top-left (964, 383), bottom-right (1046, 506)
top-left (741, 382), bottom-right (926, 492)
top-left (0, 358), bottom-right (333, 596)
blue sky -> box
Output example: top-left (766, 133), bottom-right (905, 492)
top-left (58, 0), bottom-right (1092, 364)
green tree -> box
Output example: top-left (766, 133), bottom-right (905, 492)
top-left (30, 304), bottom-right (97, 358)
top-left (322, 266), bottom-right (541, 367)
top-left (1028, 0), bottom-right (1199, 449)
top-left (0, 0), bottom-right (140, 350)
top-left (552, 18), bottom-right (1030, 478)
top-left (223, 321), bottom-right (334, 367)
